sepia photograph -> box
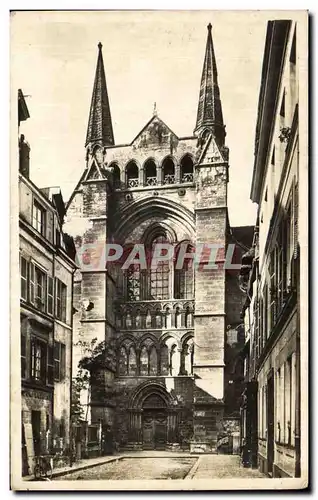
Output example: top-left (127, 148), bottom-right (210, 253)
top-left (10, 9), bottom-right (308, 490)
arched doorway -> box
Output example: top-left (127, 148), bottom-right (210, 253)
top-left (128, 382), bottom-right (179, 450)
top-left (142, 393), bottom-right (167, 450)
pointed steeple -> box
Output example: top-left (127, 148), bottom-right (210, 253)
top-left (85, 42), bottom-right (114, 149)
top-left (194, 24), bottom-right (226, 146)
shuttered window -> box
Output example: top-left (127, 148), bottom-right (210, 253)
top-left (21, 331), bottom-right (27, 379)
top-left (47, 277), bottom-right (54, 315)
top-left (56, 279), bottom-right (67, 322)
top-left (30, 338), bottom-right (47, 384)
top-left (54, 341), bottom-right (66, 381)
top-left (20, 256), bottom-right (28, 301)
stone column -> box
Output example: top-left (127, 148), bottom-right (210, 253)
top-left (139, 167), bottom-right (144, 187)
top-left (176, 163), bottom-right (181, 184)
top-left (158, 164), bottom-right (163, 185)
top-left (177, 347), bottom-right (183, 376)
top-left (121, 167), bottom-right (126, 187)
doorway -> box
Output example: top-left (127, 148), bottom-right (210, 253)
top-left (142, 410), bottom-right (167, 450)
top-left (31, 410), bottom-right (41, 456)
top-left (142, 394), bottom-right (167, 450)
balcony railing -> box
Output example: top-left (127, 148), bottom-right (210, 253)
top-left (181, 173), bottom-right (194, 183)
top-left (145, 176), bottom-right (158, 186)
top-left (163, 174), bottom-right (175, 185)
top-left (128, 178), bottom-right (139, 188)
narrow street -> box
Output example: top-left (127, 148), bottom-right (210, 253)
top-left (53, 453), bottom-right (266, 481)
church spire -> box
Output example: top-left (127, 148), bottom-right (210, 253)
top-left (194, 23), bottom-right (226, 146)
top-left (85, 42), bottom-right (114, 149)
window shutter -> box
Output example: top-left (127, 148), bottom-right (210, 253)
top-left (55, 278), bottom-right (60, 318)
top-left (21, 332), bottom-right (27, 379)
top-left (47, 344), bottom-right (54, 385)
top-left (62, 284), bottom-right (67, 323)
top-left (47, 210), bottom-right (54, 243)
top-left (47, 276), bottom-right (54, 315)
top-left (60, 344), bottom-right (66, 380)
top-left (29, 262), bottom-right (35, 304)
top-left (54, 341), bottom-right (60, 381)
top-left (40, 342), bottom-right (47, 384)
top-left (20, 256), bottom-right (28, 300)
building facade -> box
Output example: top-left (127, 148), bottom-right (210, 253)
top-left (19, 90), bottom-right (76, 475)
top-left (66, 25), bottom-right (253, 454)
top-left (239, 20), bottom-right (306, 477)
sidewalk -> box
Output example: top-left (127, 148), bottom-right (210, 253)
top-left (186, 454), bottom-right (266, 479)
top-left (23, 454), bottom-right (123, 481)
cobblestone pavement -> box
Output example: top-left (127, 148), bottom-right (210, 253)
top-left (191, 455), bottom-right (266, 479)
top-left (53, 453), bottom-right (266, 481)
top-left (54, 457), bottom-right (196, 480)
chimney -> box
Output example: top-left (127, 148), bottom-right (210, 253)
top-left (19, 134), bottom-right (30, 178)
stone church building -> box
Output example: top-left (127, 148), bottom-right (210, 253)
top-left (65, 24), bottom-right (253, 453)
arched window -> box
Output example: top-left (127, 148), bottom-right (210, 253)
top-left (160, 344), bottom-right (169, 375)
top-left (126, 312), bottom-right (132, 329)
top-left (155, 308), bottom-right (162, 328)
top-left (149, 347), bottom-right (158, 375)
top-left (140, 346), bottom-right (148, 376)
top-left (165, 308), bottom-right (172, 328)
top-left (162, 157), bottom-right (175, 185)
top-left (144, 159), bottom-right (157, 186)
top-left (128, 346), bottom-right (137, 376)
top-left (139, 340), bottom-right (158, 376)
top-left (174, 243), bottom-right (194, 299)
top-left (126, 160), bottom-right (139, 188)
top-left (175, 307), bottom-right (182, 328)
top-left (126, 244), bottom-right (141, 301)
top-left (119, 346), bottom-right (128, 375)
top-left (111, 163), bottom-right (121, 189)
top-left (149, 235), bottom-right (170, 300)
top-left (170, 344), bottom-right (179, 376)
top-left (145, 310), bottom-right (152, 328)
top-left (135, 309), bottom-right (142, 328)
top-left (181, 338), bottom-right (194, 375)
top-left (185, 307), bottom-right (194, 328)
top-left (180, 154), bottom-right (194, 183)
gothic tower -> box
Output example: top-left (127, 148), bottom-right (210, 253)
top-left (65, 26), bottom-right (248, 454)
top-left (192, 23), bottom-right (230, 452)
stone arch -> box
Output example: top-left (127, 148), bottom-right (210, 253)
top-left (138, 333), bottom-right (158, 350)
top-left (163, 304), bottom-right (172, 329)
top-left (113, 197), bottom-right (195, 242)
top-left (161, 155), bottom-right (176, 185)
top-left (117, 334), bottom-right (136, 348)
top-left (129, 381), bottom-right (174, 409)
top-left (180, 153), bottom-right (194, 183)
top-left (141, 222), bottom-right (177, 246)
top-left (159, 333), bottom-right (179, 376)
top-left (109, 162), bottom-right (121, 188)
top-left (180, 334), bottom-right (194, 376)
top-left (143, 158), bottom-right (158, 186)
top-left (125, 160), bottom-right (139, 188)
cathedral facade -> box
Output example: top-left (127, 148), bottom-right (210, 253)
top-left (66, 25), bottom-right (252, 453)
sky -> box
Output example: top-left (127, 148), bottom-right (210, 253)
top-left (10, 10), bottom-right (269, 226)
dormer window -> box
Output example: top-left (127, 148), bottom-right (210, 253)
top-left (32, 199), bottom-right (46, 236)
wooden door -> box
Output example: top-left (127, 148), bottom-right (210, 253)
top-left (31, 410), bottom-right (41, 456)
top-left (154, 414), bottom-right (167, 450)
top-left (142, 413), bottom-right (155, 449)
